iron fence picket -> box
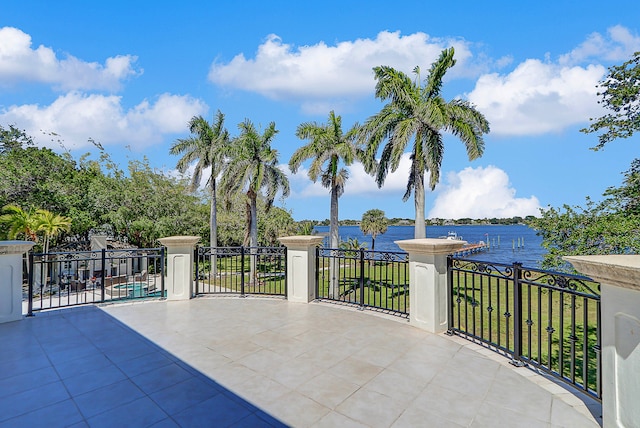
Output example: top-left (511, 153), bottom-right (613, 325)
top-left (195, 246), bottom-right (286, 297)
top-left (447, 255), bottom-right (601, 400)
top-left (315, 247), bottom-right (409, 316)
top-left (27, 248), bottom-right (165, 312)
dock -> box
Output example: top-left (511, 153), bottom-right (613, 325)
top-left (452, 241), bottom-right (488, 257)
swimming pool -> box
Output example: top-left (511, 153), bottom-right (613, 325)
top-left (113, 282), bottom-right (148, 297)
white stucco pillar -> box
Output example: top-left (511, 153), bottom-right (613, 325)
top-left (0, 241), bottom-right (35, 323)
top-left (158, 236), bottom-right (200, 301)
top-left (396, 239), bottom-right (466, 333)
top-left (565, 255), bottom-right (640, 428)
top-left (278, 236), bottom-right (324, 303)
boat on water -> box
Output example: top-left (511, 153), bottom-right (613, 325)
top-left (439, 231), bottom-right (463, 240)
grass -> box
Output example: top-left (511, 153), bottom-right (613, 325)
top-left (450, 261), bottom-right (601, 396)
top-left (316, 256), bottom-right (409, 314)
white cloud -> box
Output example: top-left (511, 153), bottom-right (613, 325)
top-left (208, 31), bottom-right (484, 106)
top-left (0, 92), bottom-right (208, 150)
top-left (428, 166), bottom-right (540, 219)
top-left (0, 26), bottom-right (140, 91)
top-left (559, 25), bottom-right (640, 65)
top-left (466, 26), bottom-right (640, 137)
top-left (467, 60), bottom-right (605, 136)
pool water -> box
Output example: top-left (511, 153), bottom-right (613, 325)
top-left (113, 282), bottom-right (148, 296)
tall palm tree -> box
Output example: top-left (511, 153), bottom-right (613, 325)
top-left (289, 111), bottom-right (361, 298)
top-left (360, 208), bottom-right (388, 252)
top-left (35, 209), bottom-right (72, 254)
top-left (290, 111), bottom-right (361, 249)
top-left (360, 47), bottom-right (490, 238)
top-left (0, 205), bottom-right (40, 241)
top-left (222, 119), bottom-right (290, 283)
top-left (170, 111), bottom-right (230, 249)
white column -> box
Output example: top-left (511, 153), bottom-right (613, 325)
top-left (278, 236), bottom-right (324, 303)
top-left (158, 236), bottom-right (200, 301)
top-left (565, 255), bottom-right (640, 428)
top-left (396, 239), bottom-right (466, 333)
top-left (0, 241), bottom-right (35, 323)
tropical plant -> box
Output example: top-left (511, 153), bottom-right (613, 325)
top-left (222, 119), bottom-right (290, 281)
top-left (0, 205), bottom-right (40, 241)
top-left (289, 111), bottom-right (362, 297)
top-left (360, 209), bottom-right (388, 252)
top-left (296, 221), bottom-right (315, 235)
top-left (170, 111), bottom-right (230, 248)
top-left (360, 47), bottom-right (489, 238)
top-left (35, 209), bottom-right (72, 254)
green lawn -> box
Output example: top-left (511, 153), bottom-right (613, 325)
top-left (451, 262), bottom-right (600, 396)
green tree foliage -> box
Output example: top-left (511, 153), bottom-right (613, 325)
top-left (0, 124), bottom-right (33, 154)
top-left (360, 48), bottom-right (490, 238)
top-left (581, 52), bottom-right (640, 150)
top-left (529, 162), bottom-right (640, 270)
top-left (103, 159), bottom-right (209, 247)
top-left (360, 209), bottom-right (388, 252)
top-left (0, 205), bottom-right (40, 241)
top-left (0, 205), bottom-right (71, 252)
top-left (35, 209), bottom-right (72, 254)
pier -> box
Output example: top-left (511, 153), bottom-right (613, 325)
top-left (452, 241), bottom-right (488, 257)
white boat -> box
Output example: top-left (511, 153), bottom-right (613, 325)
top-left (439, 231), bottom-right (463, 240)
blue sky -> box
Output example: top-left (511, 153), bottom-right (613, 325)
top-left (2, 1), bottom-right (639, 221)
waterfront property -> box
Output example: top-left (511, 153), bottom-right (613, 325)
top-left (6, 236), bottom-right (638, 426)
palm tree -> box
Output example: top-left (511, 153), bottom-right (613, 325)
top-left (360, 47), bottom-right (489, 238)
top-left (0, 205), bottom-right (40, 241)
top-left (222, 119), bottom-right (290, 282)
top-left (170, 111), bottom-right (229, 275)
top-left (289, 111), bottom-right (362, 298)
top-left (35, 209), bottom-right (72, 254)
top-left (171, 111), bottom-right (229, 248)
top-left (360, 209), bottom-right (388, 252)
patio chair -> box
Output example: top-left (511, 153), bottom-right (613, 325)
top-left (134, 270), bottom-right (148, 282)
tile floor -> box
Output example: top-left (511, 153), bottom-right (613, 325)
top-left (0, 297), bottom-right (602, 427)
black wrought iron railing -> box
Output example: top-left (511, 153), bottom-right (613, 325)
top-left (27, 248), bottom-right (165, 314)
top-left (195, 246), bottom-right (286, 296)
top-left (316, 247), bottom-right (409, 316)
top-left (447, 256), bottom-right (601, 400)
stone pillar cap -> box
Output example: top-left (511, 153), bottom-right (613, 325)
top-left (278, 236), bottom-right (324, 247)
top-left (158, 236), bottom-right (201, 246)
top-left (395, 238), bottom-right (467, 255)
top-left (564, 255), bottom-right (640, 291)
top-left (0, 240), bottom-right (36, 255)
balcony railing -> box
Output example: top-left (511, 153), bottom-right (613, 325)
top-left (27, 248), bottom-right (165, 314)
top-left (195, 246), bottom-right (287, 296)
top-left (316, 247), bottom-right (409, 316)
top-left (447, 256), bottom-right (601, 400)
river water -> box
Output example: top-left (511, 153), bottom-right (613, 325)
top-left (314, 224), bottom-right (545, 267)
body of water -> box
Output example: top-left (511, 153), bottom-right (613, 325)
top-left (314, 224), bottom-right (545, 267)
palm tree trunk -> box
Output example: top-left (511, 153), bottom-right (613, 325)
top-left (249, 191), bottom-right (258, 286)
top-left (414, 172), bottom-right (426, 239)
top-left (210, 179), bottom-right (218, 277)
top-left (329, 184), bottom-right (339, 299)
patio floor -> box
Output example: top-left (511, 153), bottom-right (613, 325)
top-left (0, 297), bottom-right (601, 427)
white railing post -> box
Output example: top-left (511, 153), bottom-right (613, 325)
top-left (396, 238), bottom-right (466, 333)
top-left (0, 241), bottom-right (35, 323)
top-left (565, 255), bottom-right (640, 428)
top-left (158, 236), bottom-right (200, 301)
top-left (278, 236), bottom-right (324, 303)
